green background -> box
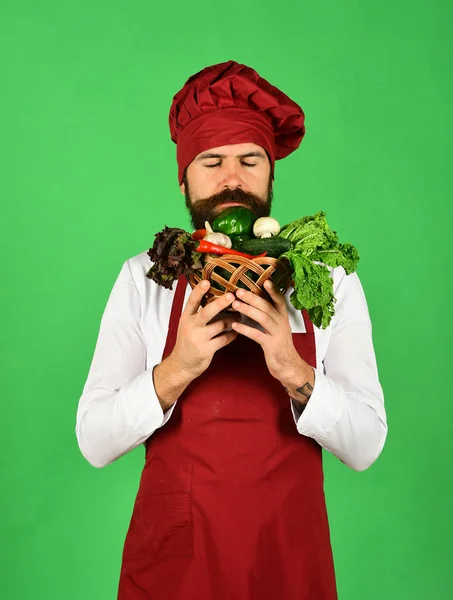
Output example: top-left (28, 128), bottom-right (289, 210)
top-left (1, 0), bottom-right (452, 598)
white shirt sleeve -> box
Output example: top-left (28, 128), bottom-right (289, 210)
top-left (75, 260), bottom-right (176, 468)
top-left (291, 269), bottom-right (388, 472)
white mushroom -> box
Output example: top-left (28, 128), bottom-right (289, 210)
top-left (253, 216), bottom-right (281, 239)
top-left (203, 221), bottom-right (232, 248)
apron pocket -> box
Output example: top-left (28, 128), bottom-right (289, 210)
top-left (123, 462), bottom-right (194, 561)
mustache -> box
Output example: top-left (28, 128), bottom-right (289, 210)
top-left (193, 188), bottom-right (266, 213)
top-left (186, 187), bottom-right (272, 230)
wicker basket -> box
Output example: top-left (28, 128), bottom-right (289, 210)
top-left (187, 254), bottom-right (292, 308)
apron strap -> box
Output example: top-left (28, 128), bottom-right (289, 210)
top-left (162, 275), bottom-right (187, 361)
top-left (301, 309), bottom-right (314, 335)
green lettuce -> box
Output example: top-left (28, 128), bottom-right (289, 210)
top-left (278, 211), bottom-right (360, 328)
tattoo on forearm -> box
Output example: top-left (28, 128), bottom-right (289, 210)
top-left (283, 382), bottom-right (313, 402)
top-left (296, 382), bottom-right (313, 401)
top-left (283, 381), bottom-right (313, 413)
top-left (291, 398), bottom-right (306, 414)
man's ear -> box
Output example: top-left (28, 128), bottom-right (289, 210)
top-left (179, 181), bottom-right (186, 195)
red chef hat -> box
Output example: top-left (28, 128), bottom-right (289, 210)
top-left (169, 60), bottom-right (305, 184)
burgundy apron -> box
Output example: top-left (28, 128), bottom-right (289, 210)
top-left (118, 276), bottom-right (337, 599)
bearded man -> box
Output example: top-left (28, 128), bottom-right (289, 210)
top-left (76, 60), bottom-right (387, 600)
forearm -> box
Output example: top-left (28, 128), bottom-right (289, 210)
top-left (280, 271), bottom-right (387, 471)
top-left (76, 369), bottom-right (170, 468)
top-left (77, 357), bottom-right (195, 468)
top-left (277, 358), bottom-right (387, 471)
top-left (277, 356), bottom-right (315, 413)
top-left (297, 369), bottom-right (387, 471)
top-left (153, 354), bottom-right (195, 412)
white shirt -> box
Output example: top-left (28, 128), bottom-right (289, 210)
top-left (76, 251), bottom-right (387, 471)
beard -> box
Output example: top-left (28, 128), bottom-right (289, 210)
top-left (184, 175), bottom-right (274, 230)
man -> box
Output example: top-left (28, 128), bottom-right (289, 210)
top-left (76, 61), bottom-right (387, 600)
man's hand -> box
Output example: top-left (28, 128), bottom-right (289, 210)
top-left (171, 280), bottom-right (240, 378)
top-left (231, 280), bottom-right (315, 405)
top-left (154, 281), bottom-right (240, 411)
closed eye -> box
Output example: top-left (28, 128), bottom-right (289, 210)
top-left (204, 162), bottom-right (256, 168)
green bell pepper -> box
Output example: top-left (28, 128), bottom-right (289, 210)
top-left (229, 233), bottom-right (252, 249)
top-left (212, 206), bottom-right (256, 237)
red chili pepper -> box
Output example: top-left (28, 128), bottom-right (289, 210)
top-left (191, 228), bottom-right (207, 241)
top-left (196, 239), bottom-right (267, 259)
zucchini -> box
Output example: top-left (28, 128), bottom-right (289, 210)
top-left (236, 236), bottom-right (292, 258)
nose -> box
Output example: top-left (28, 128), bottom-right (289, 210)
top-left (221, 162), bottom-right (242, 189)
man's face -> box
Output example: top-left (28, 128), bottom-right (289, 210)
top-left (180, 143), bottom-right (273, 230)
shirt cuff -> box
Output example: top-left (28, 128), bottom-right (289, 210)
top-left (289, 368), bottom-right (341, 440)
top-left (123, 366), bottom-right (177, 436)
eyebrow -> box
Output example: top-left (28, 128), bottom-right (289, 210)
top-left (196, 151), bottom-right (266, 161)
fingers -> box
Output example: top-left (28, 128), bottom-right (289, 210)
top-left (263, 280), bottom-right (288, 313)
top-left (232, 288), bottom-right (279, 328)
top-left (210, 329), bottom-right (239, 352)
top-left (197, 292), bottom-right (236, 326)
top-left (184, 280), bottom-right (210, 316)
top-left (231, 301), bottom-right (275, 334)
top-left (184, 280), bottom-right (285, 323)
top-left (231, 320), bottom-right (266, 344)
top-left (206, 315), bottom-right (241, 339)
